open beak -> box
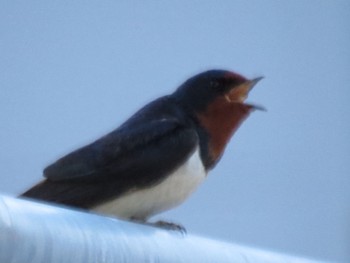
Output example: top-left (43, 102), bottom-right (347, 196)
top-left (225, 76), bottom-right (265, 111)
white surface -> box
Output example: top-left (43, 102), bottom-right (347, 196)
top-left (0, 194), bottom-right (326, 263)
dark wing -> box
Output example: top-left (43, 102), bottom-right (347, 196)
top-left (21, 106), bottom-right (198, 208)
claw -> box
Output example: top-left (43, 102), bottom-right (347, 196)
top-left (128, 218), bottom-right (187, 234)
top-left (153, 220), bottom-right (187, 234)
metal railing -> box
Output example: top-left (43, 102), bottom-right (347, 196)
top-left (0, 194), bottom-right (325, 263)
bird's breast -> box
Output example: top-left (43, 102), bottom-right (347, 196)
top-left (197, 99), bottom-right (253, 166)
top-left (92, 147), bottom-right (206, 220)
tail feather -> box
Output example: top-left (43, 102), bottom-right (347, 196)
top-left (20, 180), bottom-right (97, 209)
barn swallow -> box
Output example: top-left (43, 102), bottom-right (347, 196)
top-left (21, 70), bottom-right (263, 229)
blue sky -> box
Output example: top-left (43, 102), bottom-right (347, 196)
top-left (0, 1), bottom-right (349, 262)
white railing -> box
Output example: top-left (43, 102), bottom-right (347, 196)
top-left (0, 194), bottom-right (325, 263)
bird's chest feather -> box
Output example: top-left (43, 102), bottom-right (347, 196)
top-left (92, 147), bottom-right (206, 220)
top-left (197, 99), bottom-right (252, 166)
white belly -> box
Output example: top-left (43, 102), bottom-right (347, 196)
top-left (92, 147), bottom-right (206, 220)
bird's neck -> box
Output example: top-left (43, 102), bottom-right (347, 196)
top-left (196, 97), bottom-right (253, 169)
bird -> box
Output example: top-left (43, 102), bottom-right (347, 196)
top-left (21, 69), bottom-right (263, 229)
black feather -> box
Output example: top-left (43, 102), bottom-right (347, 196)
top-left (22, 97), bottom-right (199, 208)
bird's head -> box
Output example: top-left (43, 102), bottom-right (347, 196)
top-left (173, 69), bottom-right (263, 112)
top-left (172, 69), bottom-right (264, 168)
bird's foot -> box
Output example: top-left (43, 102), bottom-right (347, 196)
top-left (129, 217), bottom-right (186, 234)
top-left (152, 220), bottom-right (187, 234)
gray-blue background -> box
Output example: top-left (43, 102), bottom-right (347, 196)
top-left (1, 1), bottom-right (349, 262)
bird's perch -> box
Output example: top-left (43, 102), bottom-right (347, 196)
top-left (0, 194), bottom-right (324, 263)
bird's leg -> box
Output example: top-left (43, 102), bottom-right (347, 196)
top-left (153, 220), bottom-right (187, 234)
top-left (129, 217), bottom-right (186, 234)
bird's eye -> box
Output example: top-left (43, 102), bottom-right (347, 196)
top-left (209, 80), bottom-right (220, 89)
